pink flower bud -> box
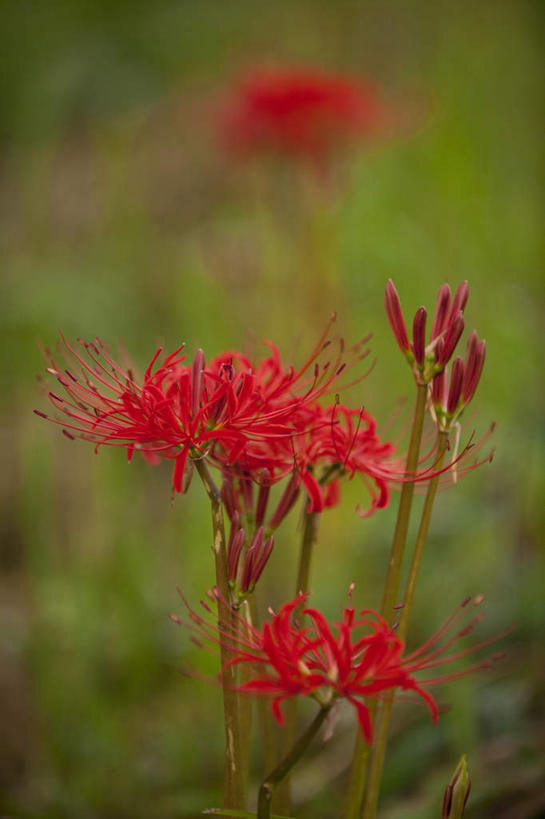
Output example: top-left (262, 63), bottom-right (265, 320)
top-left (447, 357), bottom-right (464, 415)
top-left (385, 279), bottom-right (410, 353)
top-left (255, 480), bottom-right (271, 527)
top-left (432, 368), bottom-right (448, 407)
top-left (411, 307), bottom-right (427, 365)
top-left (462, 336), bottom-right (486, 404)
top-left (431, 283), bottom-right (452, 341)
top-left (268, 473), bottom-right (300, 530)
top-left (438, 312), bottom-right (465, 366)
top-left (227, 527), bottom-right (245, 582)
top-left (448, 281), bottom-right (469, 322)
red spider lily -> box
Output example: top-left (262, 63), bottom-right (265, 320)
top-left (218, 66), bottom-right (385, 162)
top-left (35, 320), bottom-right (370, 494)
top-left (385, 279), bottom-right (468, 383)
top-left (217, 401), bottom-right (396, 522)
top-left (171, 588), bottom-right (508, 743)
top-left (218, 396), bottom-right (493, 525)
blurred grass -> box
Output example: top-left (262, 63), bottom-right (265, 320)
top-left (1, 1), bottom-right (544, 817)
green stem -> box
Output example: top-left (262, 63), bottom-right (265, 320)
top-left (195, 458), bottom-right (246, 809)
top-left (249, 595), bottom-right (278, 774)
top-left (296, 508), bottom-right (320, 596)
top-left (275, 506), bottom-right (319, 814)
top-left (343, 383), bottom-right (428, 819)
top-left (258, 705), bottom-right (331, 819)
top-left (360, 426), bottom-right (449, 819)
top-left (398, 430), bottom-right (449, 643)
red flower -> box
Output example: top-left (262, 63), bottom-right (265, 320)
top-left (35, 320), bottom-right (369, 495)
top-left (171, 588), bottom-right (507, 743)
top-left (219, 66), bottom-right (385, 162)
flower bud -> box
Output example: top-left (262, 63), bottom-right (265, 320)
top-left (411, 307), bottom-right (427, 365)
top-left (442, 754), bottom-right (471, 819)
top-left (385, 279), bottom-right (410, 353)
top-left (431, 283), bottom-right (452, 340)
top-left (438, 311), bottom-right (465, 366)
top-left (447, 357), bottom-right (464, 415)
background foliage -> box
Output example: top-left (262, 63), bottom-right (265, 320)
top-left (1, 1), bottom-right (543, 817)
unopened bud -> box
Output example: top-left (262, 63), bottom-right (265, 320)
top-left (432, 368), bottom-right (448, 408)
top-left (385, 279), bottom-right (410, 353)
top-left (447, 357), bottom-right (464, 415)
top-left (411, 307), bottom-right (427, 365)
top-left (442, 754), bottom-right (471, 819)
top-left (449, 281), bottom-right (469, 321)
top-left (431, 283), bottom-right (452, 340)
top-left (439, 312), bottom-right (465, 366)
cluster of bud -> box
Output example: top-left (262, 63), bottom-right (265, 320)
top-left (432, 331), bottom-right (486, 431)
top-left (226, 512), bottom-right (274, 604)
top-left (385, 279), bottom-right (468, 384)
top-left (222, 472), bottom-right (300, 533)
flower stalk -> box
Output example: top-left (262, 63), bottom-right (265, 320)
top-left (195, 457), bottom-right (247, 809)
top-left (344, 382), bottom-right (428, 819)
top-left (360, 428), bottom-right (450, 819)
top-left (258, 705), bottom-right (332, 819)
top-left (275, 505), bottom-right (320, 813)
top-left (398, 429), bottom-right (449, 643)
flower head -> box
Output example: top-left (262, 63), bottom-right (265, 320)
top-left (171, 588), bottom-right (507, 743)
top-left (219, 66), bottom-right (385, 163)
top-left (35, 320), bottom-right (370, 495)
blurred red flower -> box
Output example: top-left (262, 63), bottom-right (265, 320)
top-left (219, 66), bottom-right (385, 162)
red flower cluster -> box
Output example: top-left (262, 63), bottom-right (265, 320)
top-left (35, 323), bottom-right (382, 500)
top-left (219, 66), bottom-right (385, 162)
top-left (220, 399), bottom-right (399, 524)
top-left (171, 588), bottom-right (506, 743)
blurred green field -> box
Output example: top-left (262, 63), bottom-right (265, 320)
top-left (1, 1), bottom-right (544, 817)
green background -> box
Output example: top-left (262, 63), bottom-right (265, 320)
top-left (1, 1), bottom-right (543, 817)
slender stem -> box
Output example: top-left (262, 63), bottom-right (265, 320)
top-left (343, 383), bottom-right (428, 819)
top-left (296, 508), bottom-right (320, 595)
top-left (250, 594), bottom-right (278, 774)
top-left (275, 506), bottom-right (319, 814)
top-left (380, 382), bottom-right (429, 618)
top-left (195, 458), bottom-right (246, 809)
top-left (258, 705), bottom-right (331, 819)
top-left (360, 426), bottom-right (449, 819)
top-left (398, 430), bottom-right (449, 643)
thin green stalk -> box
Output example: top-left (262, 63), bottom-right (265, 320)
top-left (248, 595), bottom-right (278, 774)
top-left (361, 427), bottom-right (449, 819)
top-left (344, 383), bottom-right (428, 819)
top-left (258, 705), bottom-right (331, 819)
top-left (275, 507), bottom-right (319, 814)
top-left (398, 430), bottom-right (449, 643)
top-left (295, 509), bottom-right (320, 597)
top-left (195, 458), bottom-right (246, 809)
